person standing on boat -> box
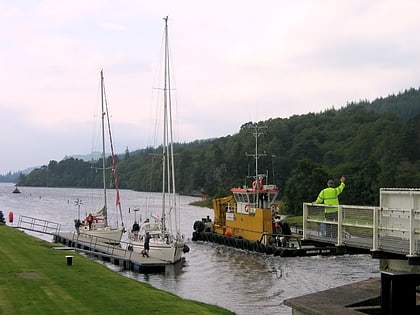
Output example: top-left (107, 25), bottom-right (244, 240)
top-left (132, 221), bottom-right (140, 240)
top-left (314, 176), bottom-right (346, 237)
top-left (143, 231), bottom-right (151, 257)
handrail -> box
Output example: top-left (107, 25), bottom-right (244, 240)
top-left (71, 232), bottom-right (133, 260)
top-left (302, 202), bottom-right (420, 257)
top-left (16, 215), bottom-right (61, 235)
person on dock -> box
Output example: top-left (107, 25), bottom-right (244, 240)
top-left (314, 176), bottom-right (346, 237)
top-left (143, 231), bottom-right (151, 257)
top-left (74, 219), bottom-right (81, 235)
top-left (132, 221), bottom-right (140, 240)
top-left (87, 213), bottom-right (94, 230)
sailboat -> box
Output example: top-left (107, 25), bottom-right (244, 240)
top-left (128, 17), bottom-right (187, 263)
top-left (79, 70), bottom-right (125, 245)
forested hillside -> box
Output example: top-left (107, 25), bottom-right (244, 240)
top-left (17, 88), bottom-right (420, 214)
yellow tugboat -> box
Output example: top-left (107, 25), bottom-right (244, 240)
top-left (192, 123), bottom-right (337, 256)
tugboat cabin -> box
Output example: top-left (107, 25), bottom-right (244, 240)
top-left (231, 176), bottom-right (279, 214)
top-left (212, 175), bottom-right (280, 241)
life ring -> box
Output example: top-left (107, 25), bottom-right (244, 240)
top-left (245, 205), bottom-right (250, 213)
top-left (252, 180), bottom-right (263, 190)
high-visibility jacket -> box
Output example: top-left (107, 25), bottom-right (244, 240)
top-left (315, 183), bottom-right (345, 213)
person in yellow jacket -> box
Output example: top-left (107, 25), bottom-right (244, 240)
top-left (314, 176), bottom-right (346, 237)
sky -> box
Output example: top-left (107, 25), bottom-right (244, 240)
top-left (1, 0), bottom-right (420, 175)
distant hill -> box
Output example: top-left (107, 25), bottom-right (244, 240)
top-left (347, 87), bottom-right (420, 121)
top-left (0, 167), bottom-right (35, 183)
top-left (0, 152), bottom-right (106, 181)
top-left (64, 152), bottom-right (104, 162)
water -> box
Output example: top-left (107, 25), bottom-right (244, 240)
top-left (0, 183), bottom-right (380, 314)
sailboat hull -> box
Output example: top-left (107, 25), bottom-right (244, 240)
top-left (80, 227), bottom-right (123, 245)
top-left (130, 239), bottom-right (184, 263)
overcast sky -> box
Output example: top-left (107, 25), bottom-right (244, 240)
top-left (1, 0), bottom-right (419, 175)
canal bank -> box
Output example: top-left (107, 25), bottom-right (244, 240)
top-left (284, 275), bottom-right (420, 315)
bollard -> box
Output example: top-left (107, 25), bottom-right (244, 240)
top-left (65, 255), bottom-right (73, 266)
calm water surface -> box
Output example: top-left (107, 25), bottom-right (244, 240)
top-left (0, 183), bottom-right (380, 314)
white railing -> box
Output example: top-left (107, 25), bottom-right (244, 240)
top-left (302, 202), bottom-right (420, 257)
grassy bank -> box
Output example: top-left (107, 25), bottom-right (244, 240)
top-left (0, 225), bottom-right (234, 314)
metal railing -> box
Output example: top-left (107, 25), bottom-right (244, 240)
top-left (303, 203), bottom-right (420, 257)
top-left (17, 215), bottom-right (61, 235)
top-left (16, 215), bottom-right (134, 260)
top-left (69, 232), bottom-right (134, 260)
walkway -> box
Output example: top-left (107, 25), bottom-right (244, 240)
top-left (302, 188), bottom-right (420, 262)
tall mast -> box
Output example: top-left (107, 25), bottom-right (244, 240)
top-left (161, 16), bottom-right (178, 235)
top-left (166, 17), bottom-right (177, 231)
top-left (161, 16), bottom-right (169, 232)
top-left (100, 69), bottom-right (108, 226)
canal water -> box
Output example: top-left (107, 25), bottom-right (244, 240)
top-left (0, 183), bottom-right (380, 314)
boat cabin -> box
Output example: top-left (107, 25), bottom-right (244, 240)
top-left (231, 184), bottom-right (279, 214)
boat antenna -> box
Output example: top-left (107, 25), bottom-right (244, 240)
top-left (245, 123), bottom-right (267, 185)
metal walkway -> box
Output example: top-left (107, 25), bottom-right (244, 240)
top-left (302, 188), bottom-right (420, 263)
top-left (16, 215), bottom-right (61, 235)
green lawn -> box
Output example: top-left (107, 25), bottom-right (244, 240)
top-left (0, 225), bottom-right (234, 315)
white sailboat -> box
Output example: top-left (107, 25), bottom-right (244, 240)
top-left (79, 70), bottom-right (125, 245)
top-left (128, 17), bottom-right (187, 263)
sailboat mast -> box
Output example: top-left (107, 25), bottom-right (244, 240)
top-left (161, 16), bottom-right (169, 232)
top-left (100, 69), bottom-right (108, 226)
top-left (161, 16), bottom-right (178, 235)
top-left (166, 18), bottom-right (178, 234)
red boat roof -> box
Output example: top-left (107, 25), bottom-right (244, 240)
top-left (231, 187), bottom-right (279, 193)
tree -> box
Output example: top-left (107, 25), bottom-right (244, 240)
top-left (284, 160), bottom-right (329, 214)
top-left (125, 146), bottom-right (130, 160)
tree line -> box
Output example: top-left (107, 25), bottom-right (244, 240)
top-left (17, 88), bottom-right (420, 215)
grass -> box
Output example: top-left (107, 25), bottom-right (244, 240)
top-left (190, 199), bottom-right (213, 208)
top-left (284, 216), bottom-right (302, 226)
top-left (0, 225), bottom-right (234, 315)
